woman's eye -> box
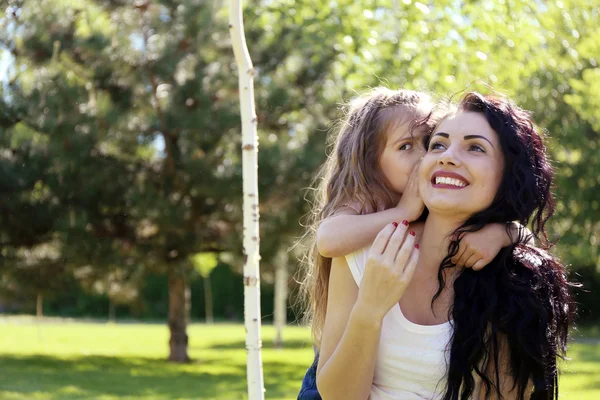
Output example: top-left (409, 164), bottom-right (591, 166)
top-left (399, 143), bottom-right (413, 151)
top-left (469, 144), bottom-right (486, 153)
top-left (429, 141), bottom-right (446, 151)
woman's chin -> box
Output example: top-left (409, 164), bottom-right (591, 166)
top-left (424, 197), bottom-right (475, 217)
top-left (425, 197), bottom-right (493, 219)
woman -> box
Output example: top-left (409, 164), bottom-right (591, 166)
top-left (301, 92), bottom-right (575, 399)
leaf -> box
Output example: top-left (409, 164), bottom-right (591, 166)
top-left (190, 253), bottom-right (219, 278)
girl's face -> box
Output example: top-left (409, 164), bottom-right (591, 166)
top-left (418, 111), bottom-right (505, 219)
top-left (379, 121), bottom-right (429, 195)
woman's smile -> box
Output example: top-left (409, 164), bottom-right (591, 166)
top-left (430, 170), bottom-right (470, 189)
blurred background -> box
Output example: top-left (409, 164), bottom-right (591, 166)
top-left (0, 0), bottom-right (598, 399)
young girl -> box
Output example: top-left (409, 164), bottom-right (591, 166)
top-left (297, 87), bottom-right (526, 400)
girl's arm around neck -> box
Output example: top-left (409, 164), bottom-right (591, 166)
top-left (317, 206), bottom-right (418, 258)
top-left (315, 256), bottom-right (383, 400)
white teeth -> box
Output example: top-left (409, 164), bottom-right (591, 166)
top-left (435, 177), bottom-right (466, 187)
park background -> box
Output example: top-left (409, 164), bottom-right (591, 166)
top-left (0, 0), bottom-right (599, 399)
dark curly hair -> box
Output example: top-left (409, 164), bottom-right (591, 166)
top-left (430, 93), bottom-right (577, 400)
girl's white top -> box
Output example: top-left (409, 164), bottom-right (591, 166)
top-left (346, 247), bottom-right (453, 400)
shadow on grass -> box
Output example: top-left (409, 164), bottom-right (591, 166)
top-left (0, 353), bottom-right (308, 399)
top-left (0, 354), bottom-right (245, 399)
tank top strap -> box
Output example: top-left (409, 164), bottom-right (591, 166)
top-left (345, 247), bottom-right (370, 287)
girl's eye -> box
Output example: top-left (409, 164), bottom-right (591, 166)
top-left (469, 144), bottom-right (486, 153)
top-left (429, 141), bottom-right (446, 151)
top-left (399, 143), bottom-right (413, 151)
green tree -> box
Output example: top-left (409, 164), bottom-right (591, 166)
top-left (0, 0), bottom-right (240, 361)
top-left (0, 0), bottom-right (353, 360)
top-left (1, 0), bottom-right (598, 346)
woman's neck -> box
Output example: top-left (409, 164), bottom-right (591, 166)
top-left (419, 213), bottom-right (465, 273)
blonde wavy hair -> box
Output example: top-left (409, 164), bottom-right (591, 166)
top-left (297, 87), bottom-right (438, 348)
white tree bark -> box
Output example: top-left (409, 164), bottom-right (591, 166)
top-left (273, 249), bottom-right (289, 348)
top-left (229, 1), bottom-right (265, 399)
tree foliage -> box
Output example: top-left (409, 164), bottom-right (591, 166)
top-left (0, 0), bottom-right (598, 332)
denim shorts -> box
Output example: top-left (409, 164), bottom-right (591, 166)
top-left (297, 352), bottom-right (322, 400)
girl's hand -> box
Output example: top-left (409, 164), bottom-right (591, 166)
top-left (396, 161), bottom-right (425, 221)
top-left (452, 223), bottom-right (510, 270)
top-left (357, 222), bottom-right (420, 321)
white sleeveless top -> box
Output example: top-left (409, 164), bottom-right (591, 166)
top-left (346, 247), bottom-right (453, 400)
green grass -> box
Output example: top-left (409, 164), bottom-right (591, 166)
top-left (0, 317), bottom-right (598, 399)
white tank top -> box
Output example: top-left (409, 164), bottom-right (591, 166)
top-left (346, 247), bottom-right (453, 400)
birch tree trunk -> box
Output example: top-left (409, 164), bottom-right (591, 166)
top-left (229, 1), bottom-right (265, 399)
top-left (273, 249), bottom-right (289, 348)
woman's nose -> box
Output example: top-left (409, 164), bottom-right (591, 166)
top-left (438, 148), bottom-right (461, 167)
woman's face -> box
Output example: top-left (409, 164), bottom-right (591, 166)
top-left (419, 111), bottom-right (505, 219)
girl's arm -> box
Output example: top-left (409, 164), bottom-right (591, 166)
top-left (317, 161), bottom-right (425, 258)
top-left (317, 206), bottom-right (417, 258)
top-left (318, 161), bottom-right (424, 258)
top-left (452, 222), bottom-right (535, 270)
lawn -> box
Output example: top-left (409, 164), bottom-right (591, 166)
top-left (0, 317), bottom-right (598, 399)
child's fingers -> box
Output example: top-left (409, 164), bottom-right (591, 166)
top-left (400, 245), bottom-right (420, 282)
top-left (471, 259), bottom-right (487, 271)
top-left (407, 162), bottom-right (421, 190)
top-left (463, 253), bottom-right (481, 269)
top-left (450, 241), bottom-right (465, 264)
top-left (401, 162), bottom-right (419, 196)
top-left (383, 222), bottom-right (409, 263)
top-left (371, 223), bottom-right (398, 256)
top-left (453, 246), bottom-right (471, 267)
top-left (459, 250), bottom-right (477, 268)
top-left (411, 159), bottom-right (421, 177)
